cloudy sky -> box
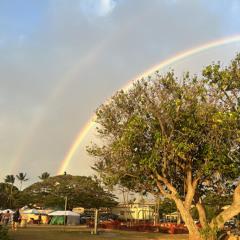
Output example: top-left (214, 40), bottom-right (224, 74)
top-left (1, 0), bottom-right (240, 189)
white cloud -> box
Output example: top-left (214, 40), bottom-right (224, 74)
top-left (99, 0), bottom-right (116, 16)
top-left (79, 0), bottom-right (116, 18)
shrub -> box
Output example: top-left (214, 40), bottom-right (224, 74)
top-left (0, 224), bottom-right (12, 240)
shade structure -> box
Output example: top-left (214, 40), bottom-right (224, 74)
top-left (0, 209), bottom-right (15, 214)
top-left (20, 209), bottom-right (48, 224)
top-left (48, 210), bottom-right (80, 216)
top-left (48, 211), bottom-right (80, 226)
top-left (21, 208), bottom-right (46, 215)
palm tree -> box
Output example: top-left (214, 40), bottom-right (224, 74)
top-left (4, 175), bottom-right (15, 207)
top-left (4, 175), bottom-right (15, 193)
top-left (38, 172), bottom-right (50, 181)
top-left (16, 173), bottom-right (29, 191)
top-left (4, 175), bottom-right (10, 194)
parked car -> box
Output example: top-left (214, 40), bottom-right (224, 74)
top-left (80, 215), bottom-right (94, 224)
top-left (224, 219), bottom-right (235, 227)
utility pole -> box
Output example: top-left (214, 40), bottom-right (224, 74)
top-left (94, 209), bottom-right (99, 235)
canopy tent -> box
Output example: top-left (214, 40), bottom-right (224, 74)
top-left (0, 209), bottom-right (15, 214)
top-left (49, 211), bottom-right (80, 216)
top-left (0, 209), bottom-right (15, 221)
top-left (22, 209), bottom-right (39, 214)
top-left (21, 209), bottom-right (47, 215)
top-left (21, 209), bottom-right (48, 224)
top-left (49, 211), bottom-right (80, 226)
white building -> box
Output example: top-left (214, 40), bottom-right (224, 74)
top-left (110, 199), bottom-right (154, 220)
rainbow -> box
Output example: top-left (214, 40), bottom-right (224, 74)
top-left (57, 34), bottom-right (240, 175)
top-left (8, 5), bottom-right (144, 175)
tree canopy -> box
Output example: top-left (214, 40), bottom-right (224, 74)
top-left (0, 183), bottom-right (18, 209)
top-left (87, 54), bottom-right (240, 240)
top-left (38, 172), bottom-right (50, 181)
top-left (19, 174), bottom-right (117, 210)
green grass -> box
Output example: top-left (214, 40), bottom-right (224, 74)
top-left (8, 225), bottom-right (189, 240)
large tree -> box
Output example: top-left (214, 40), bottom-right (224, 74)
top-left (87, 54), bottom-right (240, 240)
top-left (0, 183), bottom-right (18, 209)
top-left (21, 174), bottom-right (117, 209)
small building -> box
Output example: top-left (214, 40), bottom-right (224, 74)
top-left (110, 199), bottom-right (154, 221)
top-left (163, 211), bottom-right (181, 222)
top-left (72, 207), bottom-right (84, 215)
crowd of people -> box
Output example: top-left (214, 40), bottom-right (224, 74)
top-left (0, 209), bottom-right (22, 230)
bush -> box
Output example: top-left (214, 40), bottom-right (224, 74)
top-left (0, 224), bottom-right (12, 240)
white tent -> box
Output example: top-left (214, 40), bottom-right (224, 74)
top-left (0, 209), bottom-right (15, 214)
top-left (21, 209), bottom-right (41, 214)
top-left (49, 211), bottom-right (80, 226)
top-left (0, 209), bottom-right (15, 222)
top-left (49, 211), bottom-right (80, 216)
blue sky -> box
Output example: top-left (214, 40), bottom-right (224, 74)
top-left (0, 0), bottom-right (240, 190)
top-left (0, 0), bottom-right (47, 43)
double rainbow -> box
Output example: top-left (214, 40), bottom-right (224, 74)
top-left (57, 34), bottom-right (240, 175)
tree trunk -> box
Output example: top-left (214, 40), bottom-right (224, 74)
top-left (126, 191), bottom-right (134, 224)
top-left (196, 200), bottom-right (208, 229)
top-left (122, 187), bottom-right (128, 222)
top-left (155, 196), bottom-right (160, 225)
top-left (175, 199), bottom-right (201, 240)
top-left (211, 182), bottom-right (240, 228)
top-left (188, 231), bottom-right (201, 240)
top-left (140, 191), bottom-right (145, 226)
top-left (183, 216), bottom-right (201, 239)
top-left (20, 181), bottom-right (22, 191)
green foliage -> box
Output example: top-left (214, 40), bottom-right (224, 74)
top-left (38, 172), bottom-right (50, 180)
top-left (88, 54), bottom-right (240, 197)
top-left (0, 183), bottom-right (19, 209)
top-left (200, 218), bottom-right (221, 240)
top-left (4, 175), bottom-right (15, 185)
top-left (1, 174), bottom-right (118, 210)
top-left (205, 206), bottom-right (218, 222)
top-left (16, 173), bottom-right (28, 182)
top-left (21, 175), bottom-right (118, 209)
top-left (202, 192), bottom-right (233, 221)
top-left (218, 215), bottom-right (224, 223)
top-left (88, 54), bottom-right (240, 237)
top-left (16, 173), bottom-right (29, 191)
top-left (190, 207), bottom-right (199, 220)
top-left (0, 224), bottom-right (12, 240)
top-left (158, 198), bottom-right (177, 218)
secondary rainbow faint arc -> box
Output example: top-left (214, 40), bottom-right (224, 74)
top-left (57, 34), bottom-right (240, 175)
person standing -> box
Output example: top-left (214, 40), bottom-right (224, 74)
top-left (4, 210), bottom-right (10, 227)
top-left (12, 209), bottom-right (20, 230)
top-left (38, 214), bottom-right (41, 224)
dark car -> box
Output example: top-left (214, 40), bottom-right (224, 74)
top-left (80, 215), bottom-right (94, 224)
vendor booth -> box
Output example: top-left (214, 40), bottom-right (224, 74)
top-left (48, 210), bottom-right (80, 226)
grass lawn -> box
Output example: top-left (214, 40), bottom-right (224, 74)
top-left (8, 225), bottom-right (189, 240)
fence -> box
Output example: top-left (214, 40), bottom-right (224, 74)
top-left (87, 220), bottom-right (201, 234)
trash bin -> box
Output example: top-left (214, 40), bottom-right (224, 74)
top-left (20, 219), bottom-right (27, 228)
